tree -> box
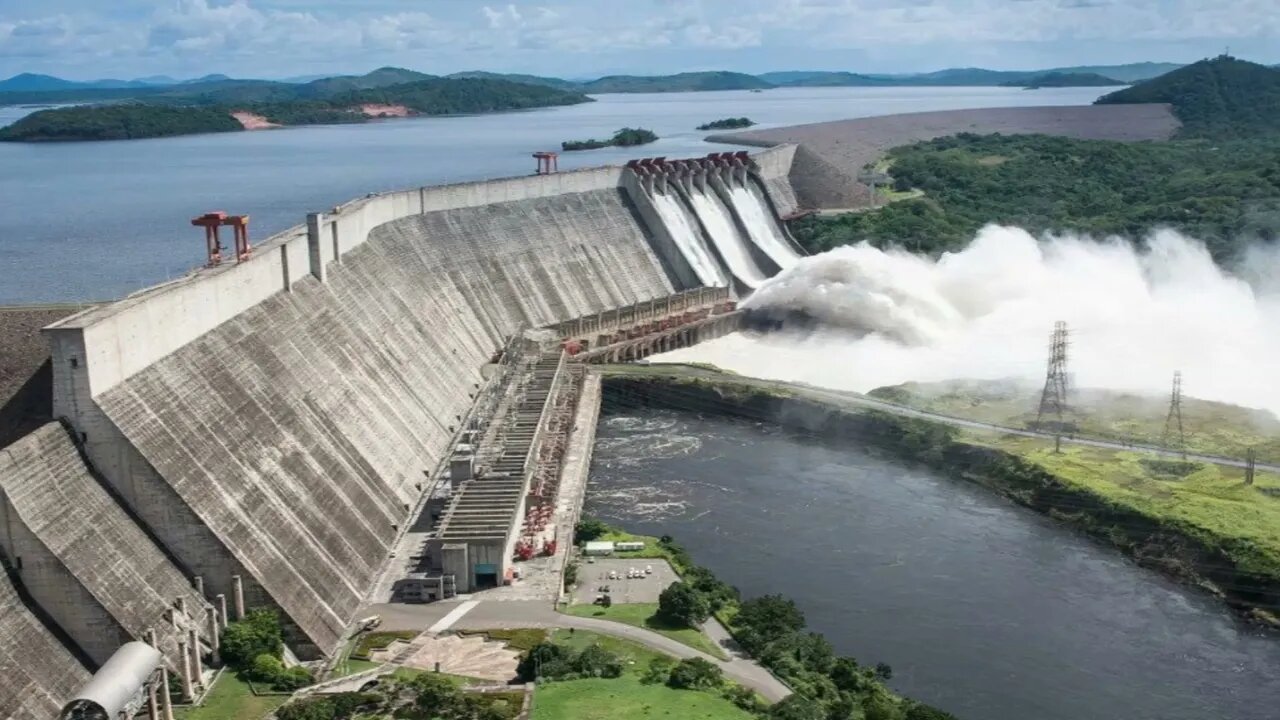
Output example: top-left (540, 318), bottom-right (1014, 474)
top-left (516, 641), bottom-right (571, 681)
top-left (875, 662), bottom-right (894, 681)
top-left (666, 657), bottom-right (723, 690)
top-left (221, 608), bottom-right (285, 667)
top-left (829, 657), bottom-right (866, 693)
top-left (767, 694), bottom-right (826, 720)
top-left (733, 595), bottom-right (805, 653)
top-left (410, 672), bottom-right (460, 714)
top-left (863, 692), bottom-right (905, 720)
top-left (657, 582), bottom-right (710, 627)
top-left (574, 518), bottom-right (610, 544)
top-left (904, 703), bottom-right (960, 720)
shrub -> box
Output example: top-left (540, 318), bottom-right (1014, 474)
top-left (572, 644), bottom-right (623, 678)
top-left (666, 657), bottom-right (723, 690)
top-left (516, 641), bottom-right (571, 681)
top-left (657, 581), bottom-right (710, 627)
top-left (247, 653), bottom-right (285, 684)
top-left (221, 608), bottom-right (284, 667)
top-left (641, 656), bottom-right (675, 685)
top-left (721, 684), bottom-right (765, 713)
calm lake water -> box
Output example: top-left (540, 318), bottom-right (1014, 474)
top-left (586, 408), bottom-right (1280, 720)
top-left (0, 86), bottom-right (1113, 304)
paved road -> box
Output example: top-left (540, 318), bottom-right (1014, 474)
top-left (370, 599), bottom-right (791, 702)
top-left (623, 366), bottom-right (1280, 474)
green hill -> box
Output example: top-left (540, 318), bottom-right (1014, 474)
top-left (579, 72), bottom-right (772, 93)
top-left (301, 67), bottom-right (435, 95)
top-left (1003, 72), bottom-right (1124, 89)
top-left (1096, 56), bottom-right (1280, 138)
top-left (446, 71), bottom-right (579, 91)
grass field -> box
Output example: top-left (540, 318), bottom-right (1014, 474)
top-left (981, 432), bottom-right (1280, 577)
top-left (456, 628), bottom-right (548, 652)
top-left (533, 630), bottom-right (753, 720)
top-left (564, 602), bottom-right (727, 659)
top-left (530, 676), bottom-right (754, 720)
top-left (173, 671), bottom-right (287, 720)
top-left (872, 379), bottom-right (1280, 462)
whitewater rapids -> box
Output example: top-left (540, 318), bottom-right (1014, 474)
top-left (659, 226), bottom-right (1280, 416)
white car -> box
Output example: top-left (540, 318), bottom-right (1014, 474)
top-left (608, 570), bottom-right (618, 580)
top-left (645, 565), bottom-right (653, 575)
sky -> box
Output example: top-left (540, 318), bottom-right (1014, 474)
top-left (1, 0), bottom-right (1278, 81)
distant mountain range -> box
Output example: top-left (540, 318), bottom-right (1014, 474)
top-left (0, 61), bottom-right (1186, 101)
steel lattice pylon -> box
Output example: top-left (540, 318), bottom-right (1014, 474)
top-left (1036, 321), bottom-right (1070, 452)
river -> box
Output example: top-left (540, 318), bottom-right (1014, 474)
top-left (0, 86), bottom-right (1113, 304)
top-left (585, 407), bottom-right (1280, 720)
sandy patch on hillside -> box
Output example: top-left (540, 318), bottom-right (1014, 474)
top-left (360, 104), bottom-right (411, 118)
top-left (230, 111), bottom-right (281, 130)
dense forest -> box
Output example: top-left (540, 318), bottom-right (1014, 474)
top-left (1097, 56), bottom-right (1280, 138)
top-left (0, 76), bottom-right (592, 141)
top-left (790, 132), bottom-right (1280, 262)
top-left (795, 56), bottom-right (1280, 261)
top-left (0, 104), bottom-right (242, 141)
top-left (562, 127), bottom-right (658, 151)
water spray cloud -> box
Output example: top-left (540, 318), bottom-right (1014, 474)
top-left (663, 226), bottom-right (1280, 416)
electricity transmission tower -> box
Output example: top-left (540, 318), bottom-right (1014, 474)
top-left (1162, 371), bottom-right (1186, 460)
top-left (1036, 321), bottom-right (1070, 452)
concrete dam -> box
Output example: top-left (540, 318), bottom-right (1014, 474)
top-left (0, 145), bottom-right (807, 718)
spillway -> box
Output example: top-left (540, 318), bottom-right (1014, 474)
top-left (728, 183), bottom-right (801, 271)
top-left (686, 187), bottom-right (768, 289)
top-left (653, 191), bottom-right (726, 287)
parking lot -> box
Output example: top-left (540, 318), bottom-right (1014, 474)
top-left (573, 557), bottom-right (678, 605)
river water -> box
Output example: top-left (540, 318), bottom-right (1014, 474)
top-left (0, 86), bottom-right (1112, 304)
top-left (585, 407), bottom-right (1280, 720)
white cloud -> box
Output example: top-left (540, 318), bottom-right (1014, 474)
top-left (0, 0), bottom-right (1276, 78)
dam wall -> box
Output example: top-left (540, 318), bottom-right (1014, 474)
top-left (0, 146), bottom-right (802, 682)
top-left (0, 422), bottom-right (208, 671)
top-left (0, 570), bottom-right (90, 720)
top-left (38, 159), bottom-right (747, 658)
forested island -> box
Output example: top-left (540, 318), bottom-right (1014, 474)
top-left (793, 56), bottom-right (1280, 263)
top-left (0, 71), bottom-right (591, 142)
top-left (697, 117), bottom-right (755, 131)
top-left (562, 127), bottom-right (657, 151)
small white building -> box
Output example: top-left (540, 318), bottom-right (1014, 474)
top-left (615, 541), bottom-right (645, 552)
top-left (583, 541), bottom-right (615, 556)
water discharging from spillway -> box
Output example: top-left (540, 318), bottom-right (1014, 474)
top-left (728, 184), bottom-right (800, 270)
top-left (687, 188), bottom-right (767, 288)
top-left (653, 191), bottom-right (727, 287)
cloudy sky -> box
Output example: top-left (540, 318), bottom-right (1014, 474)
top-left (2, 0), bottom-right (1277, 81)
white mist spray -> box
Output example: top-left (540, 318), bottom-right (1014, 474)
top-left (661, 225), bottom-right (1280, 416)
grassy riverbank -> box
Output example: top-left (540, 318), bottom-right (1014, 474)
top-left (600, 366), bottom-right (1280, 626)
